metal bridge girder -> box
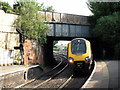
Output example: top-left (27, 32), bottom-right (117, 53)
top-left (38, 11), bottom-right (91, 38)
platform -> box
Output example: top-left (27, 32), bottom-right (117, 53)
top-left (82, 60), bottom-right (119, 89)
top-left (0, 64), bottom-right (46, 88)
top-left (0, 65), bottom-right (40, 77)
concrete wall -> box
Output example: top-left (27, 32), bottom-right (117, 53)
top-left (0, 10), bottom-right (19, 66)
top-left (0, 65), bottom-right (43, 88)
top-left (0, 10), bottom-right (19, 49)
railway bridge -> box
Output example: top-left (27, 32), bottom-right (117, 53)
top-left (39, 11), bottom-right (90, 37)
top-left (39, 11), bottom-right (102, 65)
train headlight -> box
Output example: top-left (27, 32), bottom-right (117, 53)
top-left (85, 57), bottom-right (90, 62)
top-left (68, 57), bottom-right (74, 63)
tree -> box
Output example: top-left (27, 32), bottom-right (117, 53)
top-left (88, 2), bottom-right (120, 42)
top-left (14, 0), bottom-right (49, 44)
top-left (40, 3), bottom-right (54, 12)
top-left (88, 2), bottom-right (120, 29)
top-left (87, 2), bottom-right (120, 59)
top-left (0, 1), bottom-right (13, 13)
top-left (93, 12), bottom-right (120, 42)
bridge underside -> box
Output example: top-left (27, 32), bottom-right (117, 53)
top-left (47, 23), bottom-right (90, 38)
top-left (44, 36), bottom-right (103, 66)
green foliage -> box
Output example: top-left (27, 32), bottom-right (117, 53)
top-left (88, 2), bottom-right (120, 28)
top-left (14, 0), bottom-right (49, 44)
top-left (87, 2), bottom-right (120, 59)
top-left (0, 1), bottom-right (13, 13)
top-left (40, 3), bottom-right (55, 12)
top-left (88, 2), bottom-right (120, 41)
top-left (93, 12), bottom-right (120, 42)
top-left (88, 2), bottom-right (120, 17)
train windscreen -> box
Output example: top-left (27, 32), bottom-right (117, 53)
top-left (71, 39), bottom-right (86, 54)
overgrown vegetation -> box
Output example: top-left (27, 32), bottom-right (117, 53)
top-left (0, 0), bottom-right (54, 45)
top-left (40, 3), bottom-right (54, 12)
top-left (0, 1), bottom-right (13, 13)
top-left (87, 2), bottom-right (120, 59)
top-left (13, 0), bottom-right (54, 44)
top-left (0, 1), bottom-right (54, 13)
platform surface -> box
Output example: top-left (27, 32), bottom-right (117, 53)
top-left (0, 65), bottom-right (39, 76)
top-left (84, 60), bottom-right (119, 89)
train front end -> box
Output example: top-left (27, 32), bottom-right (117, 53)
top-left (67, 38), bottom-right (93, 71)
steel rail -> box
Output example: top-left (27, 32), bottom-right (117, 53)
top-left (33, 56), bottom-right (68, 88)
top-left (15, 54), bottom-right (64, 88)
top-left (57, 74), bottom-right (73, 90)
top-left (58, 60), bottom-right (96, 89)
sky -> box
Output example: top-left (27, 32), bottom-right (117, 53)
top-left (39, 0), bottom-right (92, 16)
top-left (0, 0), bottom-right (92, 16)
top-left (55, 41), bottom-right (70, 46)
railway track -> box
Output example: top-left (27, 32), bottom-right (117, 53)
top-left (15, 54), bottom-right (68, 88)
top-left (15, 54), bottom-right (95, 89)
top-left (32, 60), bottom-right (95, 89)
top-left (35, 60), bottom-right (95, 89)
top-left (58, 60), bottom-right (96, 89)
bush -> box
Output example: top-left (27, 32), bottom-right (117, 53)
top-left (0, 1), bottom-right (13, 13)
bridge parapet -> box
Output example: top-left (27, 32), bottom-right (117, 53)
top-left (38, 11), bottom-right (91, 38)
top-left (38, 11), bottom-right (90, 25)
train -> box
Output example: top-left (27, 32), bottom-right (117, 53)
top-left (67, 38), bottom-right (93, 73)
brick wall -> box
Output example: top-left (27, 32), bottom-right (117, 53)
top-left (24, 40), bottom-right (44, 65)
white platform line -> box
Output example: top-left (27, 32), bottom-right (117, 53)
top-left (0, 65), bottom-right (39, 77)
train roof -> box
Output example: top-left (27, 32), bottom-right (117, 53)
top-left (71, 38), bottom-right (87, 42)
